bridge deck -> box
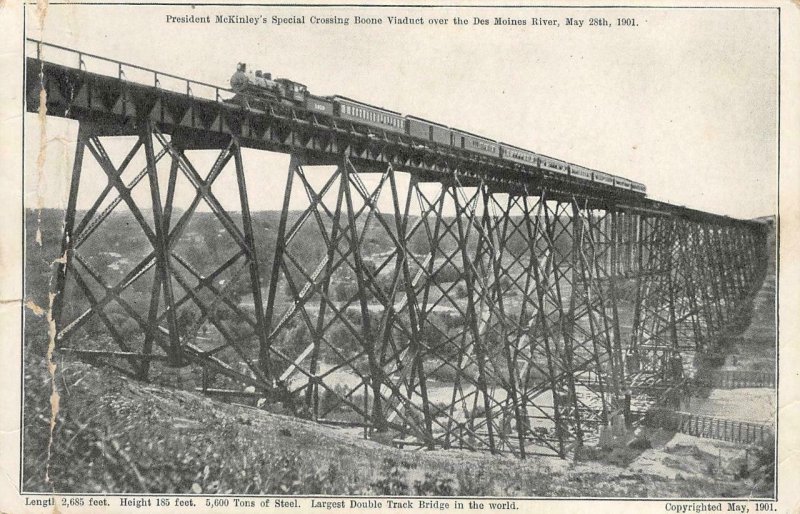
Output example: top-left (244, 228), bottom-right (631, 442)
top-left (24, 41), bottom-right (761, 230)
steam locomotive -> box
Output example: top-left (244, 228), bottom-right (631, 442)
top-left (229, 63), bottom-right (647, 195)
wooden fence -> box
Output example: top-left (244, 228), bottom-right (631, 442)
top-left (694, 369), bottom-right (775, 389)
top-left (644, 409), bottom-right (773, 445)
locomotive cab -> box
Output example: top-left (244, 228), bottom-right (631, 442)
top-left (276, 78), bottom-right (308, 103)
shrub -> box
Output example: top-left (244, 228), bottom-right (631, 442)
top-left (371, 458), bottom-right (416, 495)
top-left (414, 473), bottom-right (456, 496)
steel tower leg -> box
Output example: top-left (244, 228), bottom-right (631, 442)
top-left (51, 126), bottom-right (85, 341)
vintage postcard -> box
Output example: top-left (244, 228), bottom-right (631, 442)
top-left (0, 0), bottom-right (797, 512)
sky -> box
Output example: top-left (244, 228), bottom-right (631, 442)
top-left (24, 4), bottom-right (778, 219)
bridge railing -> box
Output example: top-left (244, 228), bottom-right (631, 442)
top-left (26, 38), bottom-right (232, 103)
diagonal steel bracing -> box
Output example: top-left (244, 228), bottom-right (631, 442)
top-left (50, 121), bottom-right (770, 458)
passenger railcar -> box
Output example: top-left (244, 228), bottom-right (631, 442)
top-left (407, 116), bottom-right (452, 146)
top-left (452, 130), bottom-right (499, 158)
top-left (615, 177), bottom-right (632, 190)
top-left (631, 181), bottom-right (647, 194)
top-left (332, 96), bottom-right (406, 134)
top-left (500, 143), bottom-right (539, 167)
top-left (539, 155), bottom-right (570, 176)
top-left (593, 170), bottom-right (615, 187)
top-left (570, 164), bottom-right (592, 182)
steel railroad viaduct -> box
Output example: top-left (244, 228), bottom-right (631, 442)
top-left (26, 40), bottom-right (769, 458)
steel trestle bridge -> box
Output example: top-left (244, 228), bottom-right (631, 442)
top-left (26, 39), bottom-right (768, 458)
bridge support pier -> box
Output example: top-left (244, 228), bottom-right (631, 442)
top-left (53, 120), bottom-right (271, 392)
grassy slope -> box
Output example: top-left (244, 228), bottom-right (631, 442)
top-left (24, 352), bottom-right (767, 496)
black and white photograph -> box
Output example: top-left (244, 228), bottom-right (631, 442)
top-left (1, 0), bottom-right (795, 510)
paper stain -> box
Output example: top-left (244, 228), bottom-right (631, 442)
top-left (33, 0), bottom-right (61, 499)
top-left (45, 291), bottom-right (60, 487)
top-left (26, 299), bottom-right (46, 317)
top-left (33, 0), bottom-right (50, 250)
top-left (35, 81), bottom-right (47, 249)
